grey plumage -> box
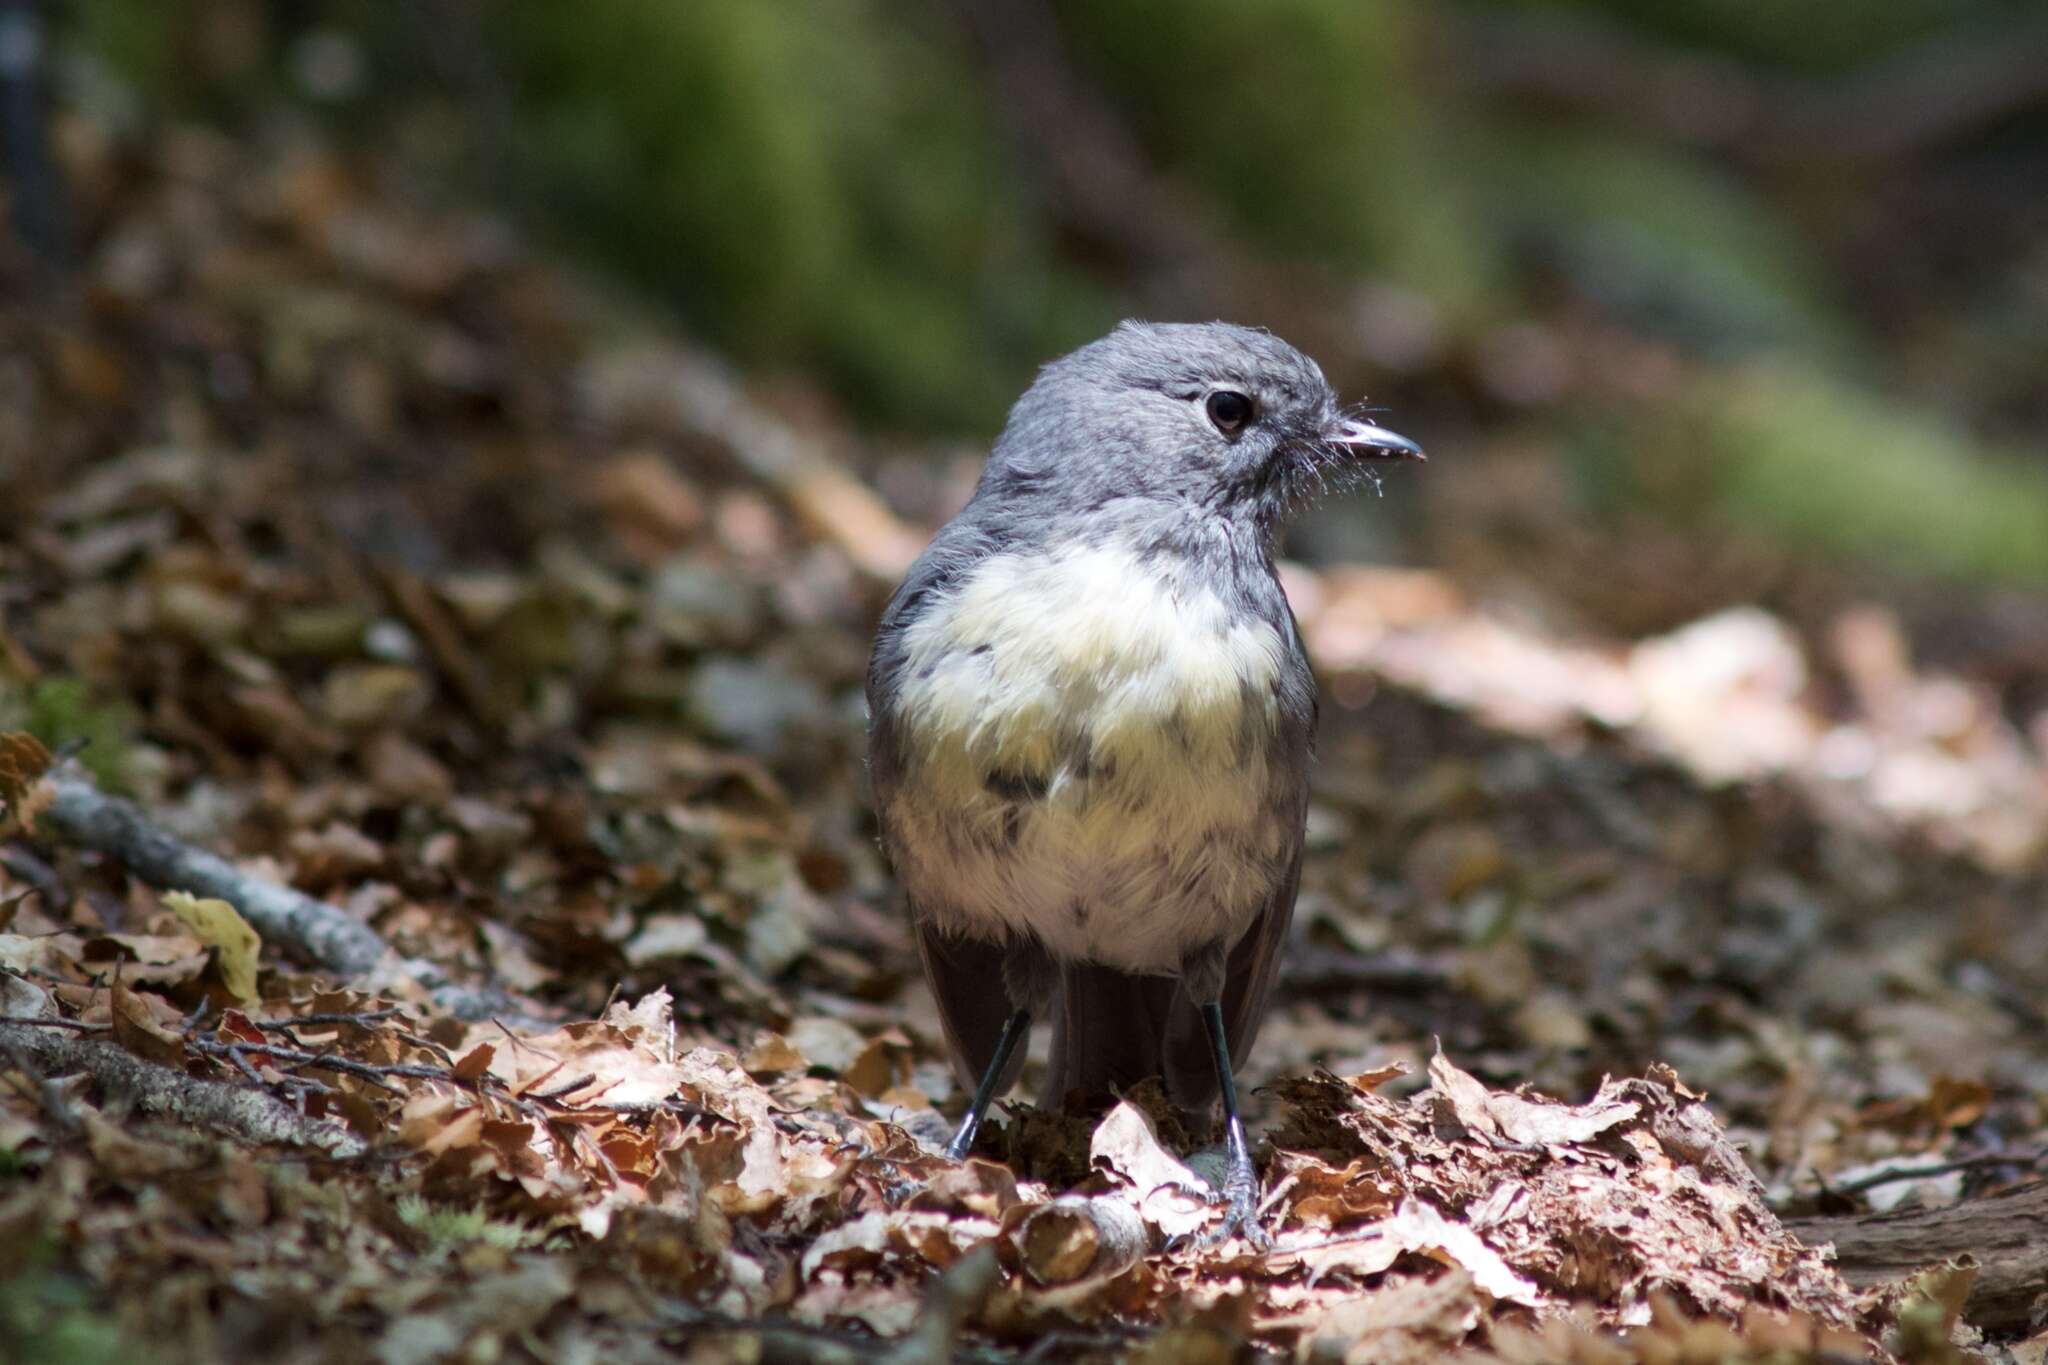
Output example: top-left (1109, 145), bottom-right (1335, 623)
top-left (867, 321), bottom-right (1416, 1136)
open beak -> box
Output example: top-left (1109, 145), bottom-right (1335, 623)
top-left (1323, 416), bottom-right (1425, 461)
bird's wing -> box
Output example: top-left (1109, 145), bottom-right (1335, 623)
top-left (914, 919), bottom-right (1030, 1095)
top-left (1219, 842), bottom-right (1302, 1068)
top-left (870, 518), bottom-right (1021, 1093)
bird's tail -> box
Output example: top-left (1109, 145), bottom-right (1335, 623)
top-left (1042, 960), bottom-right (1220, 1118)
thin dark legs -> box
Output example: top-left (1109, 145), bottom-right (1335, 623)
top-left (945, 1007), bottom-right (1031, 1160)
top-left (1201, 1000), bottom-right (1266, 1244)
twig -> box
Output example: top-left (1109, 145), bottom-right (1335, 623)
top-left (0, 841), bottom-right (67, 913)
top-left (185, 1036), bottom-right (459, 1094)
top-left (0, 1018), bottom-right (367, 1156)
top-left (34, 761), bottom-right (526, 1020)
top-left (0, 1013), bottom-right (105, 1033)
top-left (1834, 1150), bottom-right (2048, 1197)
top-left (41, 763), bottom-right (386, 973)
top-left (531, 1072), bottom-right (598, 1101)
top-left (252, 1008), bottom-right (405, 1031)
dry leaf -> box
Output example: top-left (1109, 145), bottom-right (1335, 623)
top-left (109, 980), bottom-right (185, 1067)
top-left (743, 1031), bottom-right (806, 1076)
top-left (1429, 1051), bottom-right (1636, 1147)
top-left (0, 732), bottom-right (53, 833)
top-left (1089, 1101), bottom-right (1212, 1242)
top-left (162, 891), bottom-right (263, 1004)
top-left (1345, 1062), bottom-right (1411, 1095)
top-left (1284, 1197), bottom-right (1540, 1306)
top-left (452, 1043), bottom-right (496, 1081)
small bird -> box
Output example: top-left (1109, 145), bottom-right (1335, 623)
top-left (866, 321), bottom-right (1421, 1238)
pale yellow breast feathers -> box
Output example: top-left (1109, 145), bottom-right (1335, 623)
top-left (895, 544), bottom-right (1286, 799)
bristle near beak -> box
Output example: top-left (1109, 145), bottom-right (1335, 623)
top-left (1322, 416), bottom-right (1425, 460)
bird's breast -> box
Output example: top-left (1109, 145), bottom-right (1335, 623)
top-left (883, 541), bottom-right (1303, 971)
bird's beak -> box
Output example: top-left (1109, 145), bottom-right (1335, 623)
top-left (1322, 416), bottom-right (1425, 461)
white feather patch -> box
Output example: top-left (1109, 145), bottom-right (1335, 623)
top-left (887, 542), bottom-right (1291, 972)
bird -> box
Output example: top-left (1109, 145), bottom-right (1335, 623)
top-left (865, 321), bottom-right (1421, 1239)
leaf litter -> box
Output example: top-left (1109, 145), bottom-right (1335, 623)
top-left (2, 105), bottom-right (2048, 1365)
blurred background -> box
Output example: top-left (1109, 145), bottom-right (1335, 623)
top-left (3, 0), bottom-right (2048, 849)
top-left (5, 0), bottom-right (2045, 582)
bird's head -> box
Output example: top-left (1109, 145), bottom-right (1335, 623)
top-left (980, 320), bottom-right (1421, 532)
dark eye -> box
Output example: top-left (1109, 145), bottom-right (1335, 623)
top-left (1206, 390), bottom-right (1255, 434)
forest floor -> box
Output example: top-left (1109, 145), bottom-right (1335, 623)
top-left (4, 119), bottom-right (2048, 1364)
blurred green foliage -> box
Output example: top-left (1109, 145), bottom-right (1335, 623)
top-left (1694, 366), bottom-right (2048, 581)
top-left (1473, 130), bottom-right (1854, 360)
top-left (54, 0), bottom-right (2048, 585)
top-left (1541, 0), bottom-right (2029, 70)
top-left (0, 1244), bottom-right (133, 1365)
top-left (485, 2), bottom-right (1113, 427)
top-left (0, 678), bottom-right (136, 792)
top-left (1056, 0), bottom-right (1495, 318)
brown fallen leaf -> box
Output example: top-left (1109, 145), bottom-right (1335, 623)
top-left (742, 1030), bottom-right (807, 1076)
top-left (1282, 1197), bottom-right (1542, 1306)
top-left (109, 979), bottom-right (186, 1068)
top-left (0, 731), bottom-right (53, 833)
top-left (452, 1042), bottom-right (495, 1081)
top-left (1428, 1051), bottom-right (1637, 1147)
top-left (1089, 1100), bottom-right (1211, 1243)
top-left (1303, 1266), bottom-right (1485, 1365)
top-left (1345, 1061), bottom-right (1412, 1095)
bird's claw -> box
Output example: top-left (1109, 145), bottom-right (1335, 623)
top-left (1213, 1159), bottom-right (1271, 1250)
top-left (1186, 1147), bottom-right (1269, 1251)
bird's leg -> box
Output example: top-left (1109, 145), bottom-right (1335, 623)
top-left (945, 1007), bottom-right (1030, 1161)
top-left (1199, 999), bottom-right (1267, 1247)
top-left (944, 937), bottom-right (1053, 1160)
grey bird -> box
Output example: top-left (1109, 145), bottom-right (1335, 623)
top-left (865, 321), bottom-right (1421, 1239)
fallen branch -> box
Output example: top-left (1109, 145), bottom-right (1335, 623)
top-left (43, 765), bottom-right (386, 974)
top-left (1832, 1150), bottom-right (2048, 1197)
top-left (1012, 1194), bottom-right (1149, 1284)
top-left (1792, 1179), bottom-right (2048, 1335)
top-left (35, 762), bottom-right (525, 1021)
top-left (0, 1017), bottom-right (368, 1157)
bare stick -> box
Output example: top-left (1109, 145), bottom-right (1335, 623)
top-left (1792, 1178), bottom-right (2048, 1335)
top-left (0, 1019), bottom-right (367, 1157)
top-left (43, 765), bottom-right (386, 974)
top-left (36, 763), bottom-right (525, 1020)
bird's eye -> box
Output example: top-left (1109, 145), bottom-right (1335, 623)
top-left (1205, 390), bottom-right (1255, 434)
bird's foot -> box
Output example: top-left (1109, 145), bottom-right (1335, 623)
top-left (1211, 1144), bottom-right (1270, 1250)
top-left (1184, 1131), bottom-right (1270, 1250)
top-left (943, 1112), bottom-right (981, 1162)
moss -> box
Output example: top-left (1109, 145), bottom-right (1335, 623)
top-left (1057, 0), bottom-right (1495, 318)
top-left (1628, 365), bottom-right (2048, 581)
top-left (0, 678), bottom-right (136, 793)
top-left (0, 1247), bottom-right (132, 1365)
top-left (486, 1), bottom-right (1116, 429)
top-left (394, 1195), bottom-right (548, 1253)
